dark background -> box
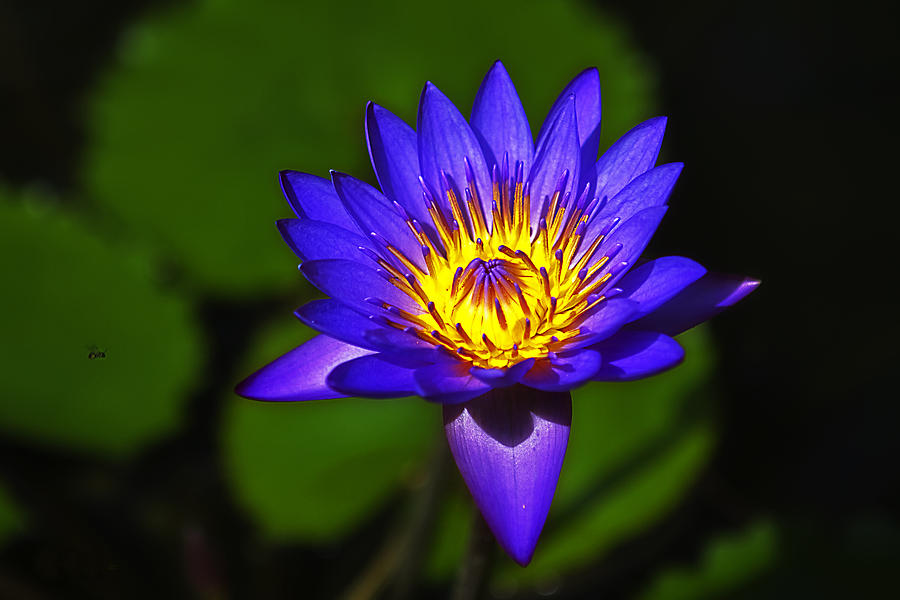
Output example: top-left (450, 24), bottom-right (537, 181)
top-left (1, 0), bottom-right (897, 598)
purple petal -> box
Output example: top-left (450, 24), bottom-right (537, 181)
top-left (278, 171), bottom-right (359, 232)
top-left (365, 103), bottom-right (437, 239)
top-left (414, 359), bottom-right (492, 404)
top-left (299, 258), bottom-right (423, 315)
top-left (580, 163), bottom-right (682, 261)
top-left (537, 68), bottom-right (601, 187)
top-left (276, 218), bottom-right (374, 262)
top-left (331, 171), bottom-right (426, 270)
top-left (591, 205), bottom-right (669, 287)
top-left (528, 95), bottom-right (580, 223)
top-left (295, 299), bottom-right (424, 352)
top-left (630, 273), bottom-right (760, 336)
top-left (614, 256), bottom-right (707, 322)
top-left (443, 386), bottom-right (571, 566)
top-left (417, 82), bottom-right (493, 225)
top-left (470, 357), bottom-right (536, 387)
top-left (470, 61), bottom-right (534, 176)
top-left (325, 354), bottom-right (418, 398)
top-left (235, 334), bottom-right (372, 401)
top-left (521, 348), bottom-right (602, 392)
top-left (588, 116), bottom-right (667, 202)
top-left (568, 298), bottom-right (639, 348)
top-left (591, 330), bottom-right (684, 381)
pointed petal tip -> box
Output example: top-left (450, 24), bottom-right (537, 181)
top-left (443, 388), bottom-right (571, 566)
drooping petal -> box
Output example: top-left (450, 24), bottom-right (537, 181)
top-left (521, 348), bottom-right (602, 392)
top-left (299, 258), bottom-right (424, 315)
top-left (325, 354), bottom-right (418, 398)
top-left (580, 163), bottom-right (682, 259)
top-left (331, 171), bottom-right (425, 270)
top-left (613, 256), bottom-right (707, 322)
top-left (443, 386), bottom-right (571, 566)
top-left (365, 102), bottom-right (436, 238)
top-left (414, 359), bottom-right (493, 404)
top-left (588, 116), bottom-right (667, 202)
top-left (529, 94), bottom-right (580, 223)
top-left (278, 171), bottom-right (359, 232)
top-left (470, 61), bottom-right (534, 175)
top-left (276, 218), bottom-right (374, 262)
top-left (294, 299), bottom-right (423, 352)
top-left (235, 334), bottom-right (372, 401)
top-left (629, 273), bottom-right (760, 336)
top-left (417, 82), bottom-right (493, 224)
top-left (470, 357), bottom-right (536, 387)
top-left (537, 68), bottom-right (601, 186)
top-left (591, 330), bottom-right (684, 381)
top-left (569, 297), bottom-right (639, 348)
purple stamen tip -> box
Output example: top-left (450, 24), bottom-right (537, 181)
top-left (609, 261), bottom-right (629, 276)
top-left (599, 217), bottom-right (621, 237)
top-left (464, 157), bottom-right (477, 187)
top-left (391, 200), bottom-right (409, 219)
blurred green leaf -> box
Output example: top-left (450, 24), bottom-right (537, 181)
top-left (0, 483), bottom-right (24, 545)
top-left (222, 320), bottom-right (438, 541)
top-left (0, 189), bottom-right (201, 457)
top-left (426, 327), bottom-right (717, 585)
top-left (84, 0), bottom-right (656, 295)
top-left (638, 520), bottom-right (778, 600)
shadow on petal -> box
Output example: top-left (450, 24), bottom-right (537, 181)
top-left (443, 386), bottom-right (571, 565)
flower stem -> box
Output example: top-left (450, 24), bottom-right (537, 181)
top-left (451, 512), bottom-right (495, 600)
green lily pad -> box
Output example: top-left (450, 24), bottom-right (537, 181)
top-left (0, 190), bottom-right (201, 457)
top-left (222, 319), bottom-right (438, 541)
top-left (426, 326), bottom-right (717, 585)
top-left (0, 483), bottom-right (25, 545)
top-left (84, 0), bottom-right (656, 295)
top-left (637, 520), bottom-right (778, 600)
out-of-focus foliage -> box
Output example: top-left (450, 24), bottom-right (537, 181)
top-left (222, 320), bottom-right (437, 541)
top-left (0, 189), bottom-right (201, 457)
top-left (84, 0), bottom-right (655, 296)
top-left (638, 520), bottom-right (778, 600)
top-left (427, 327), bottom-right (716, 587)
top-left (0, 483), bottom-right (24, 545)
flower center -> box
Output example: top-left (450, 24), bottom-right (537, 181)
top-left (368, 156), bottom-right (624, 368)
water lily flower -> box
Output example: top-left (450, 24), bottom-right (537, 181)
top-left (236, 61), bottom-right (758, 566)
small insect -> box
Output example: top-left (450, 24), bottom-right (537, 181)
top-left (87, 345), bottom-right (107, 360)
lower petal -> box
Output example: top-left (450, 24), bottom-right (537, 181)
top-left (592, 330), bottom-right (684, 381)
top-left (443, 386), bottom-right (571, 566)
top-left (415, 360), bottom-right (492, 404)
top-left (325, 354), bottom-right (418, 398)
top-left (521, 348), bottom-right (601, 391)
top-left (613, 256), bottom-right (707, 322)
top-left (629, 273), bottom-right (760, 336)
top-left (235, 334), bottom-right (372, 401)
